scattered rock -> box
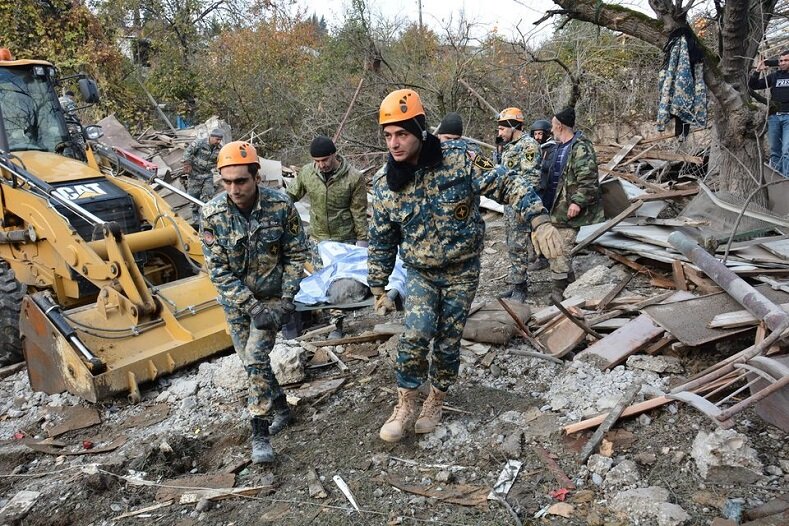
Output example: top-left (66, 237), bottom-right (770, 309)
top-left (691, 429), bottom-right (763, 482)
top-left (500, 431), bottom-right (523, 458)
top-left (626, 355), bottom-right (684, 374)
top-left (270, 344), bottom-right (305, 385)
top-left (604, 460), bottom-right (640, 490)
top-left (587, 454), bottom-right (613, 476)
top-left (211, 355), bottom-right (247, 390)
top-left (168, 378), bottom-right (199, 400)
top-left (634, 452), bottom-right (657, 465)
top-left (609, 486), bottom-right (690, 526)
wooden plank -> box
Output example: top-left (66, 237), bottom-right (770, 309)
top-left (575, 314), bottom-right (664, 369)
top-left (595, 247), bottom-right (676, 288)
top-left (709, 303), bottom-right (789, 329)
top-left (631, 187), bottom-right (699, 202)
top-left (578, 383), bottom-right (641, 463)
top-left (564, 396), bottom-right (670, 434)
top-left (571, 200), bottom-right (644, 256)
top-left (596, 271), bottom-right (636, 311)
top-left (599, 135), bottom-right (642, 181)
top-left (672, 260), bottom-right (688, 291)
top-left (531, 296), bottom-right (586, 325)
top-left (641, 150), bottom-right (704, 164)
top-left (538, 316), bottom-right (587, 358)
top-left (309, 333), bottom-right (391, 347)
top-left (0, 362), bottom-right (25, 380)
top-left (591, 318), bottom-right (631, 330)
top-left (683, 265), bottom-right (723, 294)
top-left (644, 335), bottom-right (676, 355)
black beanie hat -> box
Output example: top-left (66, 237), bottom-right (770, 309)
top-left (555, 107), bottom-right (576, 128)
top-left (390, 114), bottom-right (427, 142)
top-left (310, 135), bottom-right (337, 157)
top-left (436, 112), bottom-right (463, 136)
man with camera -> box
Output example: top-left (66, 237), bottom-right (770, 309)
top-left (749, 50), bottom-right (789, 177)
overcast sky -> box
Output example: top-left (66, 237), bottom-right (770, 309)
top-left (294, 1), bottom-right (656, 41)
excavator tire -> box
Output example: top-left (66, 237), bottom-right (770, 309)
top-left (0, 262), bottom-right (26, 366)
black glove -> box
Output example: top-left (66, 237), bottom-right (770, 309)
top-left (280, 298), bottom-right (296, 316)
top-left (249, 301), bottom-right (283, 331)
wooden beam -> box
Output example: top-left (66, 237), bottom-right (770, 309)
top-left (595, 246), bottom-right (675, 288)
top-left (599, 135), bottom-right (642, 182)
top-left (578, 383), bottom-right (641, 463)
top-left (571, 200), bottom-right (644, 256)
top-left (672, 260), bottom-right (688, 291)
top-left (631, 187), bottom-right (699, 202)
top-left (564, 396), bottom-right (670, 434)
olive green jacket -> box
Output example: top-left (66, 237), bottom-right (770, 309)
top-left (286, 155), bottom-right (368, 242)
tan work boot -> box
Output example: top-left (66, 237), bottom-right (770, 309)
top-left (415, 385), bottom-right (447, 434)
top-left (379, 388), bottom-right (418, 442)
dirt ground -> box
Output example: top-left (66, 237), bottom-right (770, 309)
top-left (0, 221), bottom-right (786, 525)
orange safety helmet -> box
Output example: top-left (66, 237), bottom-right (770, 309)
top-left (217, 141), bottom-right (259, 170)
top-left (0, 48), bottom-right (14, 61)
top-left (497, 107), bottom-right (524, 124)
top-left (379, 88), bottom-right (425, 125)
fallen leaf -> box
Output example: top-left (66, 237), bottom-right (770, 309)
top-left (547, 502), bottom-right (574, 518)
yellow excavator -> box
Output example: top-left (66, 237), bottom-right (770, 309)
top-left (0, 49), bottom-right (231, 402)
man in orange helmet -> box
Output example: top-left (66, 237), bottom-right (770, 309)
top-left (369, 89), bottom-right (564, 443)
top-left (497, 107), bottom-right (544, 302)
top-left (201, 141), bottom-right (308, 464)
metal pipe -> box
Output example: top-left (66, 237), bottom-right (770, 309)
top-left (668, 231), bottom-right (789, 332)
top-left (0, 226), bottom-right (34, 243)
top-left (87, 225), bottom-right (180, 259)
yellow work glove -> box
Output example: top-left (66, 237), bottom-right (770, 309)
top-left (530, 221), bottom-right (564, 260)
top-left (370, 287), bottom-right (396, 315)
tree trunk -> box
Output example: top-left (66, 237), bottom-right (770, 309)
top-left (714, 105), bottom-right (769, 204)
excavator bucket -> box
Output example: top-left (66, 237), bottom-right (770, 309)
top-left (21, 274), bottom-right (232, 403)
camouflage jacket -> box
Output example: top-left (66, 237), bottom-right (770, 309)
top-left (286, 155), bottom-right (368, 242)
top-left (500, 133), bottom-right (542, 189)
top-left (368, 138), bottom-right (546, 289)
top-left (541, 132), bottom-right (604, 228)
top-left (201, 187), bottom-right (308, 311)
top-left (184, 138), bottom-right (221, 175)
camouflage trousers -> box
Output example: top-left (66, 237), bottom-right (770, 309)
top-left (504, 206), bottom-right (532, 284)
top-left (226, 310), bottom-right (284, 417)
top-left (396, 258), bottom-right (480, 392)
top-left (187, 172), bottom-right (216, 221)
top-left (547, 226), bottom-right (579, 280)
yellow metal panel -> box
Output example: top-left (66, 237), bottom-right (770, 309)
top-left (12, 152), bottom-right (103, 183)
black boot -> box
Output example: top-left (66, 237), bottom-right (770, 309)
top-left (250, 416), bottom-right (275, 464)
top-left (509, 282), bottom-right (529, 303)
top-left (268, 396), bottom-right (292, 436)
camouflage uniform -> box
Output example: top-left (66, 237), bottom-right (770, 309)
top-left (369, 138), bottom-right (546, 391)
top-left (500, 134), bottom-right (542, 284)
top-left (184, 138), bottom-right (221, 220)
top-left (286, 155), bottom-right (368, 244)
top-left (201, 186), bottom-right (308, 417)
top-left (540, 131), bottom-right (604, 281)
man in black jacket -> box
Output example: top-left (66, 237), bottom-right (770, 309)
top-left (749, 50), bottom-right (789, 178)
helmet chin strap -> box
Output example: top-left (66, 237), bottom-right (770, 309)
top-left (413, 118), bottom-right (427, 141)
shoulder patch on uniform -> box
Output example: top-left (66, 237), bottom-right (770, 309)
top-left (471, 152), bottom-right (494, 171)
top-left (202, 228), bottom-right (215, 246)
top-left (454, 202), bottom-right (470, 221)
top-left (288, 213), bottom-right (301, 235)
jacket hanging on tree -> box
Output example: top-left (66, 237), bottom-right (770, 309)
top-left (657, 28), bottom-right (708, 136)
